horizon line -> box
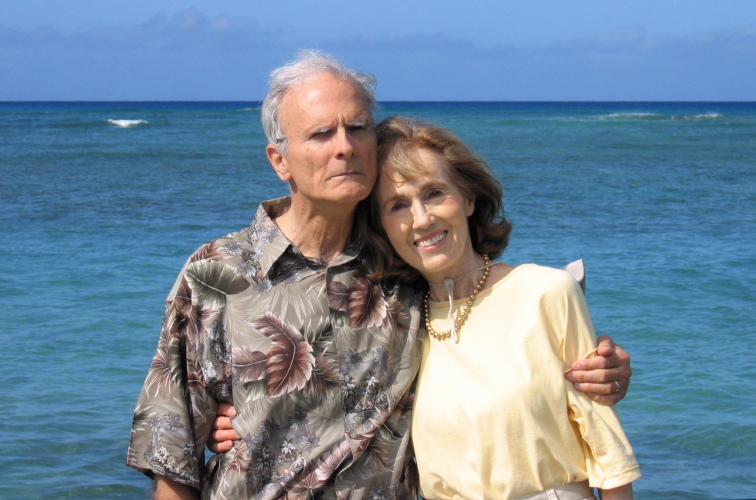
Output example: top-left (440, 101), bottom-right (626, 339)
top-left (1, 99), bottom-right (755, 104)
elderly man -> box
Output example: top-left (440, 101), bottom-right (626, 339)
top-left (127, 51), bottom-right (631, 499)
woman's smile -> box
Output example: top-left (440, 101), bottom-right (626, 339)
top-left (415, 230), bottom-right (447, 249)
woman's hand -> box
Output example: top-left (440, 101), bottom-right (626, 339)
top-left (207, 403), bottom-right (241, 453)
top-left (565, 335), bottom-right (632, 405)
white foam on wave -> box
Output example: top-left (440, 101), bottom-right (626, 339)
top-left (597, 112), bottom-right (726, 122)
top-left (107, 119), bottom-right (148, 128)
top-left (597, 112), bottom-right (666, 120)
top-left (683, 113), bottom-right (724, 121)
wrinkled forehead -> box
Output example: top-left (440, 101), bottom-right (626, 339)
top-left (282, 73), bottom-right (372, 118)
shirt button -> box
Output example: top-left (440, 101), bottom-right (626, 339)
top-left (336, 317), bottom-right (344, 327)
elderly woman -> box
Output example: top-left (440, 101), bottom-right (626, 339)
top-left (362, 116), bottom-right (640, 500)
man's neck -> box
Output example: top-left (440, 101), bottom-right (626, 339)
top-left (274, 199), bottom-right (356, 263)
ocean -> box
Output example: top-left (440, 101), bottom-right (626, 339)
top-left (1, 101), bottom-right (754, 499)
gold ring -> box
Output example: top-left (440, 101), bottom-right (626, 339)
top-left (613, 381), bottom-right (621, 394)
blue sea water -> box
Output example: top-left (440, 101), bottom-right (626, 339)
top-left (1, 101), bottom-right (754, 499)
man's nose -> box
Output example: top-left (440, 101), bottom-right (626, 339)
top-left (334, 128), bottom-right (355, 159)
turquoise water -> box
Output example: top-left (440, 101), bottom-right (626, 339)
top-left (2, 101), bottom-right (754, 499)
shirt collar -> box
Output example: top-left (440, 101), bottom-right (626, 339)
top-left (254, 196), bottom-right (362, 277)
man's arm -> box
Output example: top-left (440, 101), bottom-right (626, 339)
top-left (565, 334), bottom-right (632, 405)
top-left (154, 476), bottom-right (199, 500)
top-left (599, 483), bottom-right (634, 500)
top-left (208, 336), bottom-right (633, 451)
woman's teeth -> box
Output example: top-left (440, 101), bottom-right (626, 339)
top-left (416, 232), bottom-right (446, 247)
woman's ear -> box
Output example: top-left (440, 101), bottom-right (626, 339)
top-left (267, 144), bottom-right (291, 182)
top-left (465, 197), bottom-right (475, 217)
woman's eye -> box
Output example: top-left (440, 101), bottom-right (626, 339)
top-left (426, 188), bottom-right (444, 199)
top-left (388, 201), bottom-right (408, 213)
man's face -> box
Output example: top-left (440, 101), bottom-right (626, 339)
top-left (268, 73), bottom-right (377, 209)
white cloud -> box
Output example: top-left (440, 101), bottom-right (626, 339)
top-left (1, 9), bottom-right (753, 100)
top-left (0, 7), bottom-right (274, 50)
top-left (322, 27), bottom-right (756, 100)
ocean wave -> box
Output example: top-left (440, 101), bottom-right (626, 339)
top-left (596, 112), bottom-right (726, 121)
top-left (107, 119), bottom-right (148, 128)
top-left (596, 113), bottom-right (667, 121)
top-left (679, 113), bottom-right (724, 121)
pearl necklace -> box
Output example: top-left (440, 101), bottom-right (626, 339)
top-left (424, 254), bottom-right (491, 342)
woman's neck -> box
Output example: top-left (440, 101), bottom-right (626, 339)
top-left (426, 253), bottom-right (489, 302)
top-left (426, 257), bottom-right (516, 302)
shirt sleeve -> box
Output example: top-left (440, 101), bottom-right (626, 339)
top-left (126, 259), bottom-right (218, 490)
top-left (557, 272), bottom-right (642, 489)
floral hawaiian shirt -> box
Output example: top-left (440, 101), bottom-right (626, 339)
top-left (127, 197), bottom-right (423, 499)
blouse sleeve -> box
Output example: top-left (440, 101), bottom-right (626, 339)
top-left (126, 258), bottom-right (218, 490)
top-left (557, 272), bottom-right (642, 489)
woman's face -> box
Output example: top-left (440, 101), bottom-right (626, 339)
top-left (376, 147), bottom-right (478, 283)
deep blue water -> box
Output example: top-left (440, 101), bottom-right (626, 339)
top-left (2, 101), bottom-right (755, 499)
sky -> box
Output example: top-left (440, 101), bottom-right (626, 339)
top-left (1, 0), bottom-right (754, 101)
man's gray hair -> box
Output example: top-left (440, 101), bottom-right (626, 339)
top-left (261, 50), bottom-right (377, 156)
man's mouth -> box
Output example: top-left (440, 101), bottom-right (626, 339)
top-left (332, 170), bottom-right (362, 179)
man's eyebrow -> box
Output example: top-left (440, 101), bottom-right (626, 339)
top-left (304, 117), bottom-right (371, 137)
top-left (303, 124), bottom-right (334, 137)
top-left (347, 118), bottom-right (372, 127)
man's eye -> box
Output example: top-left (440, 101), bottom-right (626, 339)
top-left (311, 129), bottom-right (331, 138)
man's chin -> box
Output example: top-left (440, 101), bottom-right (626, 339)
top-left (334, 182), bottom-right (374, 203)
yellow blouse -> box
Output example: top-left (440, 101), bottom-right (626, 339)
top-left (412, 264), bottom-right (640, 499)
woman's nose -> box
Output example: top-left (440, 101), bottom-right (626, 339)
top-left (412, 202), bottom-right (434, 228)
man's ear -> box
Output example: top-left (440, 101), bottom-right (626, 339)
top-left (267, 144), bottom-right (291, 182)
